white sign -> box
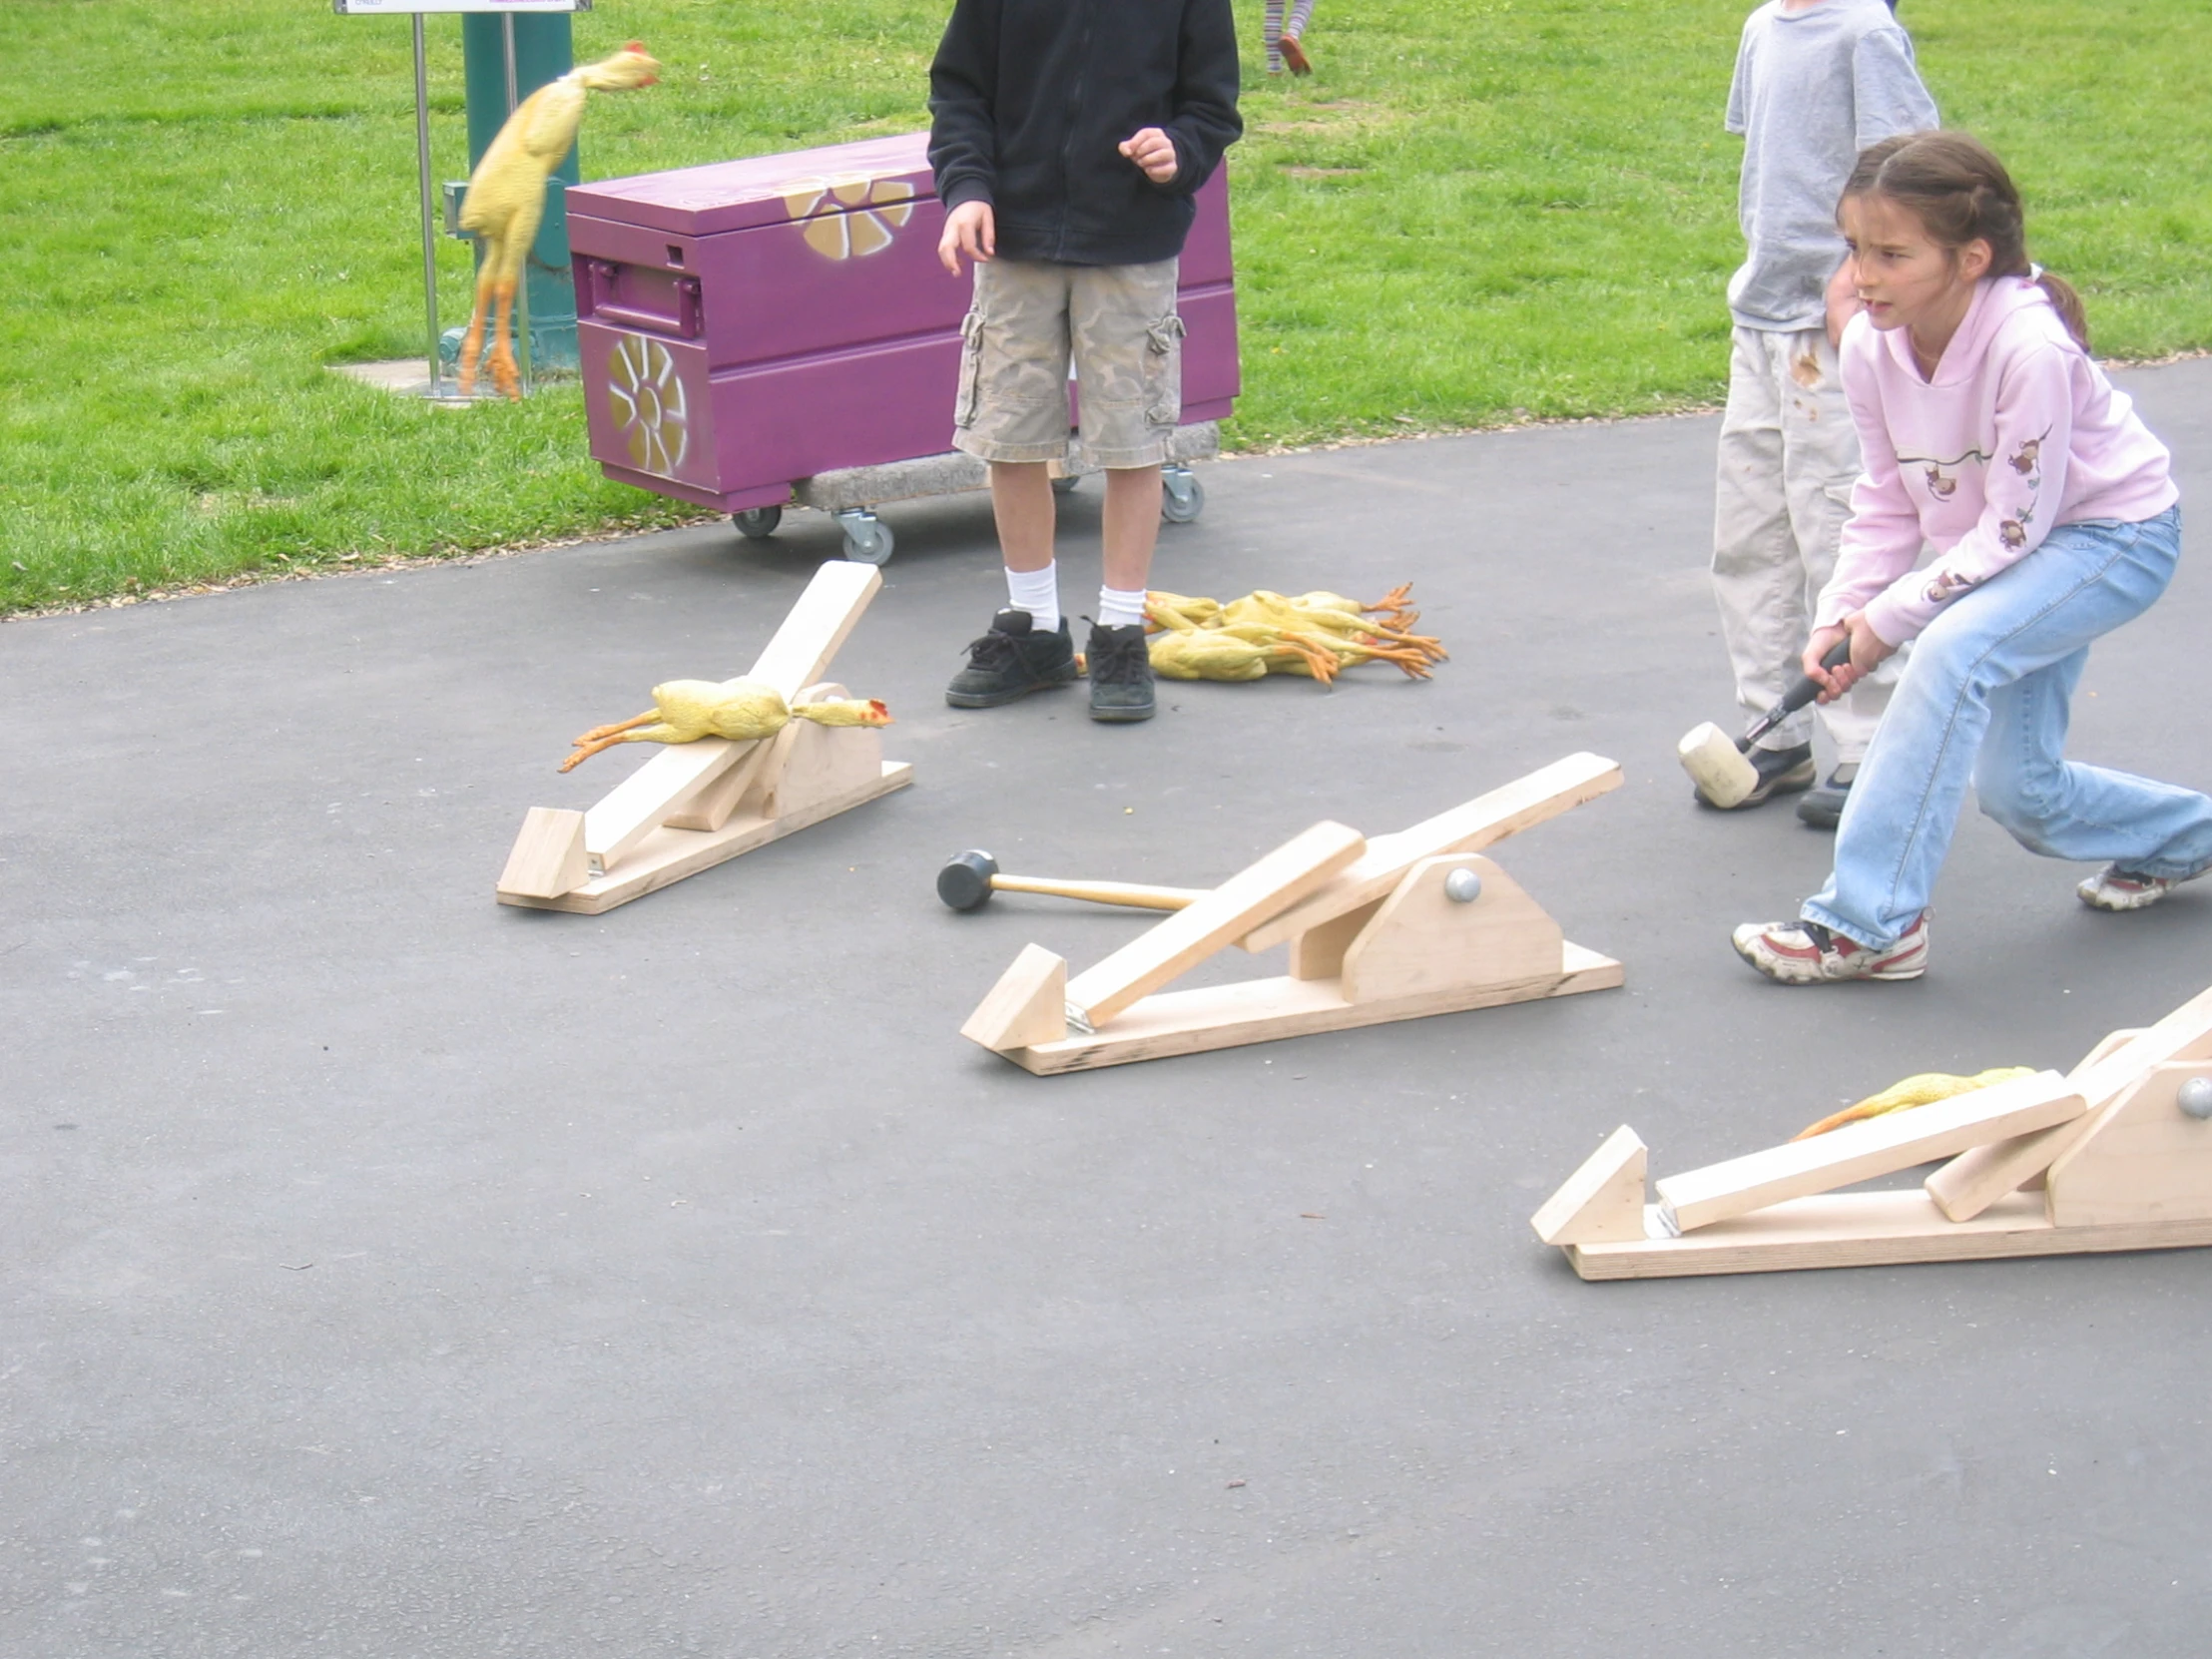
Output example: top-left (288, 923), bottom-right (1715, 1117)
top-left (334, 1), bottom-right (590, 15)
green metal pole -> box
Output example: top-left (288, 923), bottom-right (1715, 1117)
top-left (458, 11), bottom-right (580, 371)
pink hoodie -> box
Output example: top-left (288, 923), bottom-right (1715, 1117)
top-left (1818, 275), bottom-right (2179, 646)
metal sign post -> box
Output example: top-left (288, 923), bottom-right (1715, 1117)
top-left (334, 0), bottom-right (590, 399)
top-left (501, 11), bottom-right (530, 393)
top-left (411, 16), bottom-right (441, 393)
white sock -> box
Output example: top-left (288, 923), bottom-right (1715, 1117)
top-left (1005, 563), bottom-right (1060, 633)
top-left (1097, 584), bottom-right (1148, 629)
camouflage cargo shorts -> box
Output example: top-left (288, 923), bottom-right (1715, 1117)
top-left (951, 257), bottom-right (1184, 470)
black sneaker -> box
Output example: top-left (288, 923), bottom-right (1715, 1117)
top-left (1085, 621), bottom-right (1156, 723)
top-left (1694, 741), bottom-right (1815, 810)
top-left (1796, 763), bottom-right (1858, 830)
top-left (945, 609), bottom-right (1079, 708)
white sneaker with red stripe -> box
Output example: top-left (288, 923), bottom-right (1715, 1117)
top-left (2076, 861), bottom-right (2210, 912)
top-left (1731, 913), bottom-right (1930, 984)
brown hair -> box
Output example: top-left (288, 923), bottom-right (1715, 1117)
top-left (1840, 131), bottom-right (2090, 351)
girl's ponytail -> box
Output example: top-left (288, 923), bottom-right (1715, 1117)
top-left (1840, 132), bottom-right (2090, 352)
top-left (2032, 268), bottom-right (2091, 353)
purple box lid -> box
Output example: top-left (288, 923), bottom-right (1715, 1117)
top-left (567, 134), bottom-right (936, 237)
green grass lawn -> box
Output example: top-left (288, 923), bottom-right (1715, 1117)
top-left (4, 0), bottom-right (2208, 615)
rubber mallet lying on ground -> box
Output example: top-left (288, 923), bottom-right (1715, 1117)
top-left (936, 850), bottom-right (1205, 914)
top-left (1678, 637), bottom-right (1854, 809)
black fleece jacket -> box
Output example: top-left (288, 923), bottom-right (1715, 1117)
top-left (927, 0), bottom-right (1242, 267)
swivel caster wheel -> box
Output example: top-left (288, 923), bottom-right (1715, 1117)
top-left (834, 508), bottom-right (895, 566)
top-left (1161, 464), bottom-right (1204, 524)
top-left (733, 506), bottom-right (783, 541)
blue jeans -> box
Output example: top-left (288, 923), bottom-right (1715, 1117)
top-left (1803, 506), bottom-right (2212, 947)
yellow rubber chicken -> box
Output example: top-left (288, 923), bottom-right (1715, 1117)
top-left (457, 42), bottom-right (661, 400)
top-left (1792, 1067), bottom-right (2037, 1140)
top-left (1149, 628), bottom-right (1345, 683)
top-left (1140, 583), bottom-right (1445, 687)
top-left (560, 679), bottom-right (889, 771)
top-left (1300, 584), bottom-right (1420, 630)
top-left (1144, 591), bottom-right (1224, 632)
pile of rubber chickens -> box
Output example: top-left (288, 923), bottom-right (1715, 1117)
top-left (1141, 584), bottom-right (1448, 686)
top-left (559, 678), bottom-right (889, 772)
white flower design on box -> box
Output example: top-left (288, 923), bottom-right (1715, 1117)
top-left (781, 175), bottom-right (915, 261)
top-left (607, 334), bottom-right (690, 476)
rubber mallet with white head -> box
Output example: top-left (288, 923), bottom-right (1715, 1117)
top-left (936, 849), bottom-right (1206, 914)
top-left (1679, 637), bottom-right (1855, 809)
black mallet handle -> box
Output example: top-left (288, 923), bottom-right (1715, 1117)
top-left (1742, 636), bottom-right (1856, 750)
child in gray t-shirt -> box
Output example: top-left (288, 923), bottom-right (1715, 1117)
top-left (1702, 0), bottom-right (1936, 825)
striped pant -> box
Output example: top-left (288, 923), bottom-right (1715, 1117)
top-left (1264, 0), bottom-right (1316, 72)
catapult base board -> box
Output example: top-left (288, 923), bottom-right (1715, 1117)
top-left (499, 762), bottom-right (910, 915)
top-left (1002, 943), bottom-right (1619, 1075)
top-left (1566, 1189), bottom-right (2212, 1280)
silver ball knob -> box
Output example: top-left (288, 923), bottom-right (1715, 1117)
top-left (1443, 867), bottom-right (1483, 904)
top-left (2178, 1075), bottom-right (2212, 1121)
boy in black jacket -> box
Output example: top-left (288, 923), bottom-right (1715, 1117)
top-left (929, 0), bottom-right (1241, 722)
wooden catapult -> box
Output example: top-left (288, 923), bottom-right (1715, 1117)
top-left (1534, 981), bottom-right (2212, 1280)
top-left (960, 753), bottom-right (1624, 1074)
top-left (495, 560), bottom-right (909, 914)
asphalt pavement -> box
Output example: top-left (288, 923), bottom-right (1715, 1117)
top-left (5, 360), bottom-right (2211, 1658)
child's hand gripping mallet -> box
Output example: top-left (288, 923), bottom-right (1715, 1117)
top-left (1677, 637), bottom-right (1855, 809)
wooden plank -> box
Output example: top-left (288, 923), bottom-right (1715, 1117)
top-left (764, 720), bottom-right (888, 821)
top-left (1532, 1127), bottom-right (1647, 1246)
top-left (663, 680), bottom-right (846, 832)
top-left (1000, 941), bottom-right (1620, 1075)
top-left (661, 740), bottom-right (773, 832)
top-left (1924, 1122), bottom-right (2076, 1223)
top-left (583, 738), bottom-right (750, 871)
top-left (960, 944), bottom-right (1069, 1052)
top-left (1925, 985), bottom-right (2212, 1220)
top-left (496, 807), bottom-right (589, 900)
top-left (1340, 854), bottom-right (1560, 1005)
top-left (1286, 898), bottom-right (1382, 981)
top-left (1654, 1070), bottom-right (2083, 1235)
top-left (2077, 1028), bottom-right (2148, 1071)
top-left (1238, 753), bottom-right (1621, 954)
top-left (581, 562), bottom-right (882, 872)
top-left (2047, 1061), bottom-right (2212, 1227)
top-left (745, 562), bottom-right (881, 699)
top-left (499, 763), bottom-right (912, 915)
top-left (1062, 822), bottom-right (1367, 1029)
top-left (1564, 1189), bottom-right (2212, 1281)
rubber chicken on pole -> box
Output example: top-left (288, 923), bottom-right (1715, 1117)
top-left (456, 42), bottom-right (661, 400)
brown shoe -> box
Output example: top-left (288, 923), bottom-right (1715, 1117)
top-left (1281, 34), bottom-right (1313, 75)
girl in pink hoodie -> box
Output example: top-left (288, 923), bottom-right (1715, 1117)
top-left (1734, 131), bottom-right (2208, 983)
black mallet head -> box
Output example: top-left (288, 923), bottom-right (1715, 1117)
top-left (936, 849), bottom-right (999, 911)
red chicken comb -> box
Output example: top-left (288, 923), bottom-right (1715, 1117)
top-left (625, 39), bottom-right (647, 53)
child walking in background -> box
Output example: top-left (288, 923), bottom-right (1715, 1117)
top-left (1705, 0), bottom-right (1936, 823)
top-left (1265, 0), bottom-right (1317, 76)
top-left (929, 0), bottom-right (1242, 724)
top-left (1735, 132), bottom-right (2210, 984)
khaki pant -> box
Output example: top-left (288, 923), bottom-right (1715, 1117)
top-left (952, 257), bottom-right (1183, 470)
top-left (1712, 324), bottom-right (1897, 761)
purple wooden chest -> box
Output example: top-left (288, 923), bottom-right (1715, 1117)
top-left (567, 133), bottom-right (1239, 517)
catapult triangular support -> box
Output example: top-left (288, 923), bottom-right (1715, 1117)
top-left (496, 560), bottom-right (910, 914)
top-left (1536, 982), bottom-right (2212, 1280)
top-left (961, 753), bottom-right (1626, 1074)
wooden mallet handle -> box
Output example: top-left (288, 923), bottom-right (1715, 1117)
top-left (989, 875), bottom-right (1203, 911)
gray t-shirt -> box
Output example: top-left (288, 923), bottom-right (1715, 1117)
top-left (1726, 0), bottom-right (1937, 332)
